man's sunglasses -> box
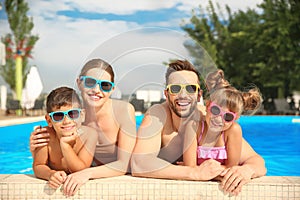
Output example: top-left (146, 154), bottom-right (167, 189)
top-left (80, 76), bottom-right (114, 92)
top-left (166, 84), bottom-right (200, 94)
top-left (49, 108), bottom-right (82, 122)
top-left (208, 102), bottom-right (237, 123)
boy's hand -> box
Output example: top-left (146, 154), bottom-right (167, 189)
top-left (29, 126), bottom-right (50, 152)
top-left (60, 132), bottom-right (77, 147)
top-left (48, 171), bottom-right (67, 189)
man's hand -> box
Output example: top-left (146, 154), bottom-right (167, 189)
top-left (193, 159), bottom-right (225, 181)
top-left (60, 132), bottom-right (77, 147)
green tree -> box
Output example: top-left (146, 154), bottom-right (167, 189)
top-left (255, 0), bottom-right (300, 98)
top-left (0, 0), bottom-right (39, 94)
top-left (182, 0), bottom-right (300, 99)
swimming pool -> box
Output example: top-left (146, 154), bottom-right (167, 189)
top-left (0, 116), bottom-right (299, 175)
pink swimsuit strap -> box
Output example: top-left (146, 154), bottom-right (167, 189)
top-left (198, 121), bottom-right (225, 144)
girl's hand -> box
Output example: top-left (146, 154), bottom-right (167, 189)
top-left (48, 171), bottom-right (67, 189)
top-left (29, 126), bottom-right (50, 152)
top-left (220, 165), bottom-right (254, 196)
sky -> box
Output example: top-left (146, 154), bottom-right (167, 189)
top-left (0, 0), bottom-right (263, 98)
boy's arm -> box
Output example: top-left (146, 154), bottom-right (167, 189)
top-left (32, 146), bottom-right (55, 180)
top-left (224, 123), bottom-right (243, 168)
top-left (60, 128), bottom-right (97, 173)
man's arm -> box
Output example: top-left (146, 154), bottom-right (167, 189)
top-left (131, 105), bottom-right (223, 180)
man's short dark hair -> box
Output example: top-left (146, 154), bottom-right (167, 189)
top-left (165, 60), bottom-right (200, 85)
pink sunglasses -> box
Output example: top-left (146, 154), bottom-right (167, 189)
top-left (208, 102), bottom-right (237, 122)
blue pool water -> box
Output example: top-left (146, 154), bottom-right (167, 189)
top-left (0, 116), bottom-right (299, 175)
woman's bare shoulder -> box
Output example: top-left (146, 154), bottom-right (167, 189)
top-left (112, 99), bottom-right (134, 111)
top-left (77, 125), bottom-right (98, 142)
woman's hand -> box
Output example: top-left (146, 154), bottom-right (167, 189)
top-left (63, 170), bottom-right (90, 196)
top-left (29, 126), bottom-right (50, 152)
top-left (220, 165), bottom-right (254, 196)
top-left (48, 171), bottom-right (67, 189)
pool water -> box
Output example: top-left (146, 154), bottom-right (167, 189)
top-left (238, 116), bottom-right (300, 176)
top-left (0, 116), bottom-right (299, 175)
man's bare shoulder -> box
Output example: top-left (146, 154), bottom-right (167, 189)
top-left (146, 102), bottom-right (169, 119)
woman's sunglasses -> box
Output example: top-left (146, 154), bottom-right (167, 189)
top-left (80, 76), bottom-right (114, 92)
top-left (49, 108), bottom-right (82, 122)
top-left (208, 102), bottom-right (237, 123)
top-left (166, 84), bottom-right (200, 94)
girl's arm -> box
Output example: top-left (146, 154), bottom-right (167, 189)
top-left (60, 127), bottom-right (97, 173)
top-left (224, 123), bottom-right (243, 168)
top-left (183, 120), bottom-right (198, 167)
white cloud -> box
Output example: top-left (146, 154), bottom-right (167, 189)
top-left (0, 0), bottom-right (263, 94)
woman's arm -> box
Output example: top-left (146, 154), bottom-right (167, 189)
top-left (63, 102), bottom-right (137, 196)
top-left (29, 126), bottom-right (50, 153)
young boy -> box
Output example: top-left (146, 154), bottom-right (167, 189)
top-left (32, 86), bottom-right (97, 189)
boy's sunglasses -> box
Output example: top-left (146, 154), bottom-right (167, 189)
top-left (80, 76), bottom-right (114, 92)
top-left (49, 108), bottom-right (82, 122)
top-left (208, 102), bottom-right (237, 123)
top-left (166, 84), bottom-right (200, 94)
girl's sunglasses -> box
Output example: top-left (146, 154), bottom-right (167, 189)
top-left (208, 102), bottom-right (237, 123)
top-left (80, 76), bottom-right (114, 92)
top-left (166, 84), bottom-right (199, 94)
top-left (49, 108), bottom-right (81, 122)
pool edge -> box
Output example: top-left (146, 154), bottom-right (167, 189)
top-left (1, 174), bottom-right (299, 199)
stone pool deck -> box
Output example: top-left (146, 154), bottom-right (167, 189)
top-left (0, 174), bottom-right (299, 199)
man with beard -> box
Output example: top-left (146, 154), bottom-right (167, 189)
top-left (131, 59), bottom-right (266, 195)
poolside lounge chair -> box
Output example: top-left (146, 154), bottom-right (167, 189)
top-left (6, 99), bottom-right (22, 115)
top-left (29, 99), bottom-right (45, 116)
top-left (130, 98), bottom-right (145, 113)
top-left (273, 98), bottom-right (297, 115)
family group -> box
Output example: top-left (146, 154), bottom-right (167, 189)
top-left (30, 58), bottom-right (266, 197)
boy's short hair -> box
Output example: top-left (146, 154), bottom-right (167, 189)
top-left (46, 86), bottom-right (82, 113)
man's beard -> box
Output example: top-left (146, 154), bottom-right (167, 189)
top-left (168, 96), bottom-right (197, 118)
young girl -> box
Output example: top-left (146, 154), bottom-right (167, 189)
top-left (32, 86), bottom-right (97, 189)
top-left (183, 69), bottom-right (262, 169)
